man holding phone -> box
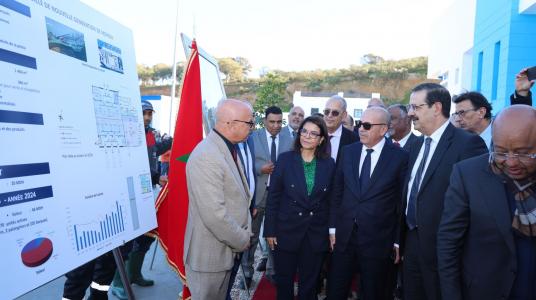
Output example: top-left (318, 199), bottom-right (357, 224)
top-left (510, 67), bottom-right (535, 106)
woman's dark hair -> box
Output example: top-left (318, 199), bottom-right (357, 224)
top-left (293, 115), bottom-right (330, 159)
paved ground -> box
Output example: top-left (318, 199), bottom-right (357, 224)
top-left (17, 241), bottom-right (183, 300)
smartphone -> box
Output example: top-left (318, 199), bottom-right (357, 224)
top-left (526, 66), bottom-right (536, 81)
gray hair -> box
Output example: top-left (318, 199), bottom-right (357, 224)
top-left (327, 95), bottom-right (347, 111)
top-left (365, 106), bottom-right (391, 124)
top-left (387, 104), bottom-right (408, 118)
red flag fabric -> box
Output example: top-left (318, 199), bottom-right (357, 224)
top-left (154, 40), bottom-right (203, 300)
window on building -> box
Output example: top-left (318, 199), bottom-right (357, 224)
top-left (455, 68), bottom-right (459, 84)
top-left (492, 41), bottom-right (500, 100)
top-left (354, 109), bottom-right (363, 119)
top-left (311, 108), bottom-right (319, 115)
top-left (476, 51), bottom-right (483, 92)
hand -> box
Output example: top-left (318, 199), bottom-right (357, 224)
top-left (515, 68), bottom-right (535, 96)
top-left (393, 246), bottom-right (400, 264)
top-left (329, 234), bottom-right (336, 251)
top-left (266, 237), bottom-right (277, 250)
top-left (261, 162), bottom-right (275, 175)
top-left (159, 175), bottom-right (168, 186)
top-left (251, 208), bottom-right (258, 218)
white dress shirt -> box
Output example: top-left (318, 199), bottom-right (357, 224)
top-left (479, 122), bottom-right (492, 151)
top-left (329, 124), bottom-right (343, 162)
top-left (265, 130), bottom-right (280, 186)
top-left (394, 131), bottom-right (413, 148)
top-left (238, 142), bottom-right (255, 197)
top-left (405, 120), bottom-right (450, 214)
top-left (330, 138), bottom-right (386, 235)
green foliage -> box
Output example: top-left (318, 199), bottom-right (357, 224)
top-left (137, 62), bottom-right (184, 86)
top-left (218, 57), bottom-right (246, 82)
top-left (254, 73), bottom-right (290, 118)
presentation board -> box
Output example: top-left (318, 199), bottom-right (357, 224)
top-left (0, 1), bottom-right (157, 298)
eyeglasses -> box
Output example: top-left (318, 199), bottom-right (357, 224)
top-left (356, 120), bottom-right (387, 130)
top-left (233, 119), bottom-right (255, 129)
top-left (299, 128), bottom-right (321, 138)
top-left (452, 108), bottom-right (478, 118)
top-left (491, 152), bottom-right (536, 165)
top-left (323, 109), bottom-right (341, 117)
top-left (406, 103), bottom-right (427, 111)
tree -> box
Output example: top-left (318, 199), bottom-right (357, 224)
top-left (152, 63), bottom-right (172, 84)
top-left (233, 57), bottom-right (252, 77)
top-left (218, 57), bottom-right (244, 82)
top-left (137, 64), bottom-right (153, 85)
top-left (254, 72), bottom-right (289, 117)
top-left (361, 53), bottom-right (385, 65)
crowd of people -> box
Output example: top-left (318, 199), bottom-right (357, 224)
top-left (184, 67), bottom-right (535, 300)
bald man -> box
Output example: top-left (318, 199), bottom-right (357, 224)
top-left (184, 99), bottom-right (254, 300)
top-left (283, 106), bottom-right (305, 138)
top-left (438, 105), bottom-right (536, 300)
top-left (368, 98), bottom-right (386, 108)
top-left (328, 107), bottom-right (408, 300)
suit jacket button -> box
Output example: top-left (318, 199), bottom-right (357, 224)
top-left (323, 188), bottom-right (327, 191)
top-left (291, 184), bottom-right (295, 188)
top-left (310, 212), bottom-right (313, 216)
top-left (298, 212), bottom-right (302, 216)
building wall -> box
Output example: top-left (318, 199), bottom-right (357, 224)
top-left (427, 0), bottom-right (477, 96)
top-left (472, 0), bottom-right (536, 111)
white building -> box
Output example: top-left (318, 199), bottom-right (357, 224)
top-left (292, 91), bottom-right (381, 120)
top-left (427, 0), bottom-right (477, 98)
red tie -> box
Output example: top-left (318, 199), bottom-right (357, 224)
top-left (393, 141), bottom-right (401, 148)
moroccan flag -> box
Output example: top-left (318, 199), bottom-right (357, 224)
top-left (154, 40), bottom-right (203, 300)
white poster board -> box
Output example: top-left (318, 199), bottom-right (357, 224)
top-left (0, 1), bottom-right (157, 298)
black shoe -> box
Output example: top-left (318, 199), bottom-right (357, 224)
top-left (256, 258), bottom-right (267, 272)
top-left (265, 274), bottom-right (276, 285)
top-left (239, 277), bottom-right (252, 290)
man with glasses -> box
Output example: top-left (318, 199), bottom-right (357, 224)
top-left (328, 107), bottom-right (408, 300)
top-left (452, 92), bottom-right (493, 150)
top-left (323, 95), bottom-right (360, 164)
top-left (242, 106), bottom-right (293, 286)
top-left (388, 104), bottom-right (419, 151)
top-left (183, 99), bottom-right (254, 300)
top-left (401, 83), bottom-right (487, 300)
top-left (438, 105), bottom-right (536, 300)
top-left (283, 106), bottom-right (305, 139)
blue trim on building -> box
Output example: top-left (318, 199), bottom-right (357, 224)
top-left (141, 95), bottom-right (162, 101)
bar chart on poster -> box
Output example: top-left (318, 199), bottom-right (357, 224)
top-left (0, 1), bottom-right (157, 298)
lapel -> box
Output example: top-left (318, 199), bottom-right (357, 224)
top-left (337, 128), bottom-right (348, 162)
top-left (403, 136), bottom-right (423, 200)
top-left (292, 152), bottom-right (309, 198)
top-left (419, 124), bottom-right (454, 193)
top-left (255, 128), bottom-right (269, 159)
top-left (481, 165), bottom-right (515, 255)
top-left (362, 142), bottom-right (392, 198)
top-left (348, 143), bottom-right (362, 198)
top-left (310, 157), bottom-right (328, 199)
top-left (278, 131), bottom-right (289, 155)
top-left (209, 132), bottom-right (251, 203)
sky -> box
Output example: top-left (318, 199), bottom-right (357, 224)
top-left (81, 0), bottom-right (456, 74)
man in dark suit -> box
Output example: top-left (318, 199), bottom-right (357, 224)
top-left (328, 107), bottom-right (408, 300)
top-left (388, 104), bottom-right (419, 151)
top-left (438, 105), bottom-right (536, 300)
top-left (401, 83), bottom-right (487, 300)
top-left (323, 95), bottom-right (360, 164)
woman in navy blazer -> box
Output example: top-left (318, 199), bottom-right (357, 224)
top-left (264, 115), bottom-right (336, 300)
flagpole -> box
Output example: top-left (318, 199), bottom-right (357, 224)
top-left (169, 0), bottom-right (180, 136)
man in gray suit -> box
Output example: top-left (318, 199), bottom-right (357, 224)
top-left (282, 106), bottom-right (305, 139)
top-left (184, 99), bottom-right (254, 300)
top-left (241, 106), bottom-right (294, 286)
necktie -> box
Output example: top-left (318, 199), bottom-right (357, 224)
top-left (359, 149), bottom-right (374, 191)
top-left (393, 141), bottom-right (401, 148)
top-left (406, 137), bottom-right (432, 230)
top-left (270, 135), bottom-right (277, 163)
top-left (236, 144), bottom-right (249, 186)
top-left (292, 131), bottom-right (297, 139)
top-left (327, 135), bottom-right (334, 155)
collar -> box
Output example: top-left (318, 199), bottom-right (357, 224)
top-left (213, 129), bottom-right (235, 154)
top-left (265, 129), bottom-right (279, 140)
top-left (395, 131), bottom-right (412, 145)
top-left (362, 137), bottom-right (386, 153)
top-left (288, 126), bottom-right (296, 135)
top-left (330, 124), bottom-right (343, 137)
top-left (480, 122), bottom-right (492, 138)
top-left (427, 120), bottom-right (449, 143)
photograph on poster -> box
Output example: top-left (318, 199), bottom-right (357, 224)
top-left (98, 39), bottom-right (123, 74)
top-left (46, 17), bottom-right (87, 62)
